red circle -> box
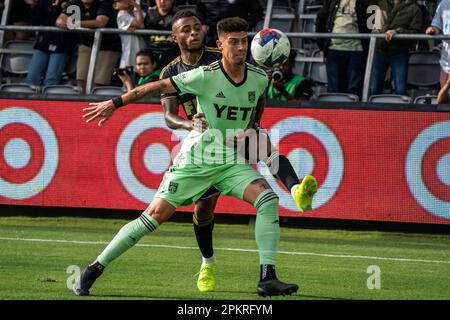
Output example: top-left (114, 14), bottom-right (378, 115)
top-left (277, 132), bottom-right (328, 190)
top-left (0, 123), bottom-right (44, 184)
top-left (422, 138), bottom-right (450, 202)
top-left (130, 128), bottom-right (180, 189)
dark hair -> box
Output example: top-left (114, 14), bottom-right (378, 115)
top-left (172, 9), bottom-right (201, 26)
top-left (136, 50), bottom-right (156, 63)
top-left (216, 17), bottom-right (249, 37)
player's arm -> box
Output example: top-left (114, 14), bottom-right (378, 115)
top-left (83, 78), bottom-right (176, 126)
top-left (162, 97), bottom-right (208, 132)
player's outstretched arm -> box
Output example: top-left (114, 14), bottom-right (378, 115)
top-left (82, 78), bottom-right (176, 126)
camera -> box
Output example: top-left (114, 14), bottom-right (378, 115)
top-left (113, 66), bottom-right (133, 77)
top-left (272, 69), bottom-right (283, 82)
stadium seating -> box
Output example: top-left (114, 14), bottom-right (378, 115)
top-left (91, 86), bottom-right (126, 96)
top-left (0, 40), bottom-right (34, 83)
top-left (314, 93), bottom-right (359, 102)
top-left (407, 51), bottom-right (441, 99)
top-left (270, 6), bottom-right (296, 32)
top-left (308, 49), bottom-right (327, 95)
top-left (42, 85), bottom-right (82, 94)
top-left (0, 83), bottom-right (40, 93)
top-left (414, 95), bottom-right (438, 104)
top-left (368, 94), bottom-right (412, 104)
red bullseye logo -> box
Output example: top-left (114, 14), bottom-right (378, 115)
top-left (0, 108), bottom-right (58, 200)
top-left (116, 112), bottom-right (187, 204)
top-left (406, 121), bottom-right (450, 219)
top-left (258, 116), bottom-right (344, 211)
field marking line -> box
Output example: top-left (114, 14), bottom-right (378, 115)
top-left (1, 236), bottom-right (449, 265)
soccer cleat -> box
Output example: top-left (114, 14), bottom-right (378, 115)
top-left (257, 279), bottom-right (299, 297)
top-left (196, 262), bottom-right (217, 292)
top-left (294, 175), bottom-right (318, 212)
top-left (73, 262), bottom-right (104, 296)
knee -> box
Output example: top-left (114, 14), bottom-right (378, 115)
top-left (143, 201), bottom-right (173, 225)
top-left (193, 199), bottom-right (215, 225)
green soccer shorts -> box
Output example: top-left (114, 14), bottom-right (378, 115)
top-left (155, 162), bottom-right (264, 208)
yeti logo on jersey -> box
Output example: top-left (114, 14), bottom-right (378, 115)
top-left (214, 104), bottom-right (252, 121)
top-left (248, 91), bottom-right (256, 103)
top-left (168, 182), bottom-right (179, 194)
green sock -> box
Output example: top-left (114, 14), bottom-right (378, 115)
top-left (254, 190), bottom-right (280, 266)
top-left (97, 213), bottom-right (159, 267)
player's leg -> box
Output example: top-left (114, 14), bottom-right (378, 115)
top-left (214, 164), bottom-right (298, 296)
top-left (193, 190), bottom-right (220, 292)
top-left (243, 179), bottom-right (299, 296)
top-left (74, 165), bottom-right (214, 296)
top-left (247, 128), bottom-right (317, 212)
top-left (73, 198), bottom-right (176, 296)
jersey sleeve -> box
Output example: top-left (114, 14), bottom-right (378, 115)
top-left (170, 67), bottom-right (205, 97)
top-left (160, 65), bottom-right (178, 99)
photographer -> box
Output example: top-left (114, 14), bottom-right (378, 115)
top-left (267, 50), bottom-right (313, 101)
top-left (117, 50), bottom-right (160, 92)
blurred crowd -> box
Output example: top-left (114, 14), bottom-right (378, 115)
top-left (0, 0), bottom-right (448, 103)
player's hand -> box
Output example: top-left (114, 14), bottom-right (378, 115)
top-left (191, 113), bottom-right (208, 132)
top-left (82, 99), bottom-right (117, 126)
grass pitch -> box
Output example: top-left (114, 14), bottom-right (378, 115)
top-left (0, 215), bottom-right (449, 300)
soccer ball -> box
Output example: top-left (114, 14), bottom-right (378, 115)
top-left (250, 28), bottom-right (291, 68)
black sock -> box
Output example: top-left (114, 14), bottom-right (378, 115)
top-left (88, 261), bottom-right (105, 272)
top-left (193, 218), bottom-right (215, 259)
top-left (260, 264), bottom-right (277, 281)
top-left (268, 154), bottom-right (299, 191)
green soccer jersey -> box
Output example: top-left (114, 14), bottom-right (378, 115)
top-left (170, 60), bottom-right (268, 166)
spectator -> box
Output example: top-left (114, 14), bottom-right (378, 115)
top-left (114, 0), bottom-right (146, 68)
top-left (426, 0), bottom-right (450, 103)
top-left (315, 0), bottom-right (375, 98)
top-left (196, 0), bottom-right (264, 47)
top-left (56, 0), bottom-right (122, 93)
top-left (117, 50), bottom-right (160, 91)
top-left (267, 49), bottom-right (313, 101)
top-left (143, 0), bottom-right (179, 68)
top-left (26, 0), bottom-right (77, 86)
top-left (370, 0), bottom-right (423, 96)
top-left (4, 0), bottom-right (35, 42)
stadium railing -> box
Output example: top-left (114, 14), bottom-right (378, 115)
top-left (0, 24), bottom-right (450, 102)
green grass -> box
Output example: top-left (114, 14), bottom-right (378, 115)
top-left (0, 216), bottom-right (449, 300)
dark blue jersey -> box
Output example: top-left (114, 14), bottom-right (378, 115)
top-left (160, 47), bottom-right (221, 120)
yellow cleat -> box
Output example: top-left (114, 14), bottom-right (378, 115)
top-left (196, 262), bottom-right (217, 292)
top-left (294, 175), bottom-right (318, 212)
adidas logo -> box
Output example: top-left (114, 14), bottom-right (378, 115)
top-left (216, 91), bottom-right (226, 98)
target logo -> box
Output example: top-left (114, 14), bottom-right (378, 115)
top-left (259, 116), bottom-right (344, 211)
top-left (0, 107), bottom-right (58, 200)
top-left (116, 112), bottom-right (188, 204)
top-left (406, 121), bottom-right (450, 219)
